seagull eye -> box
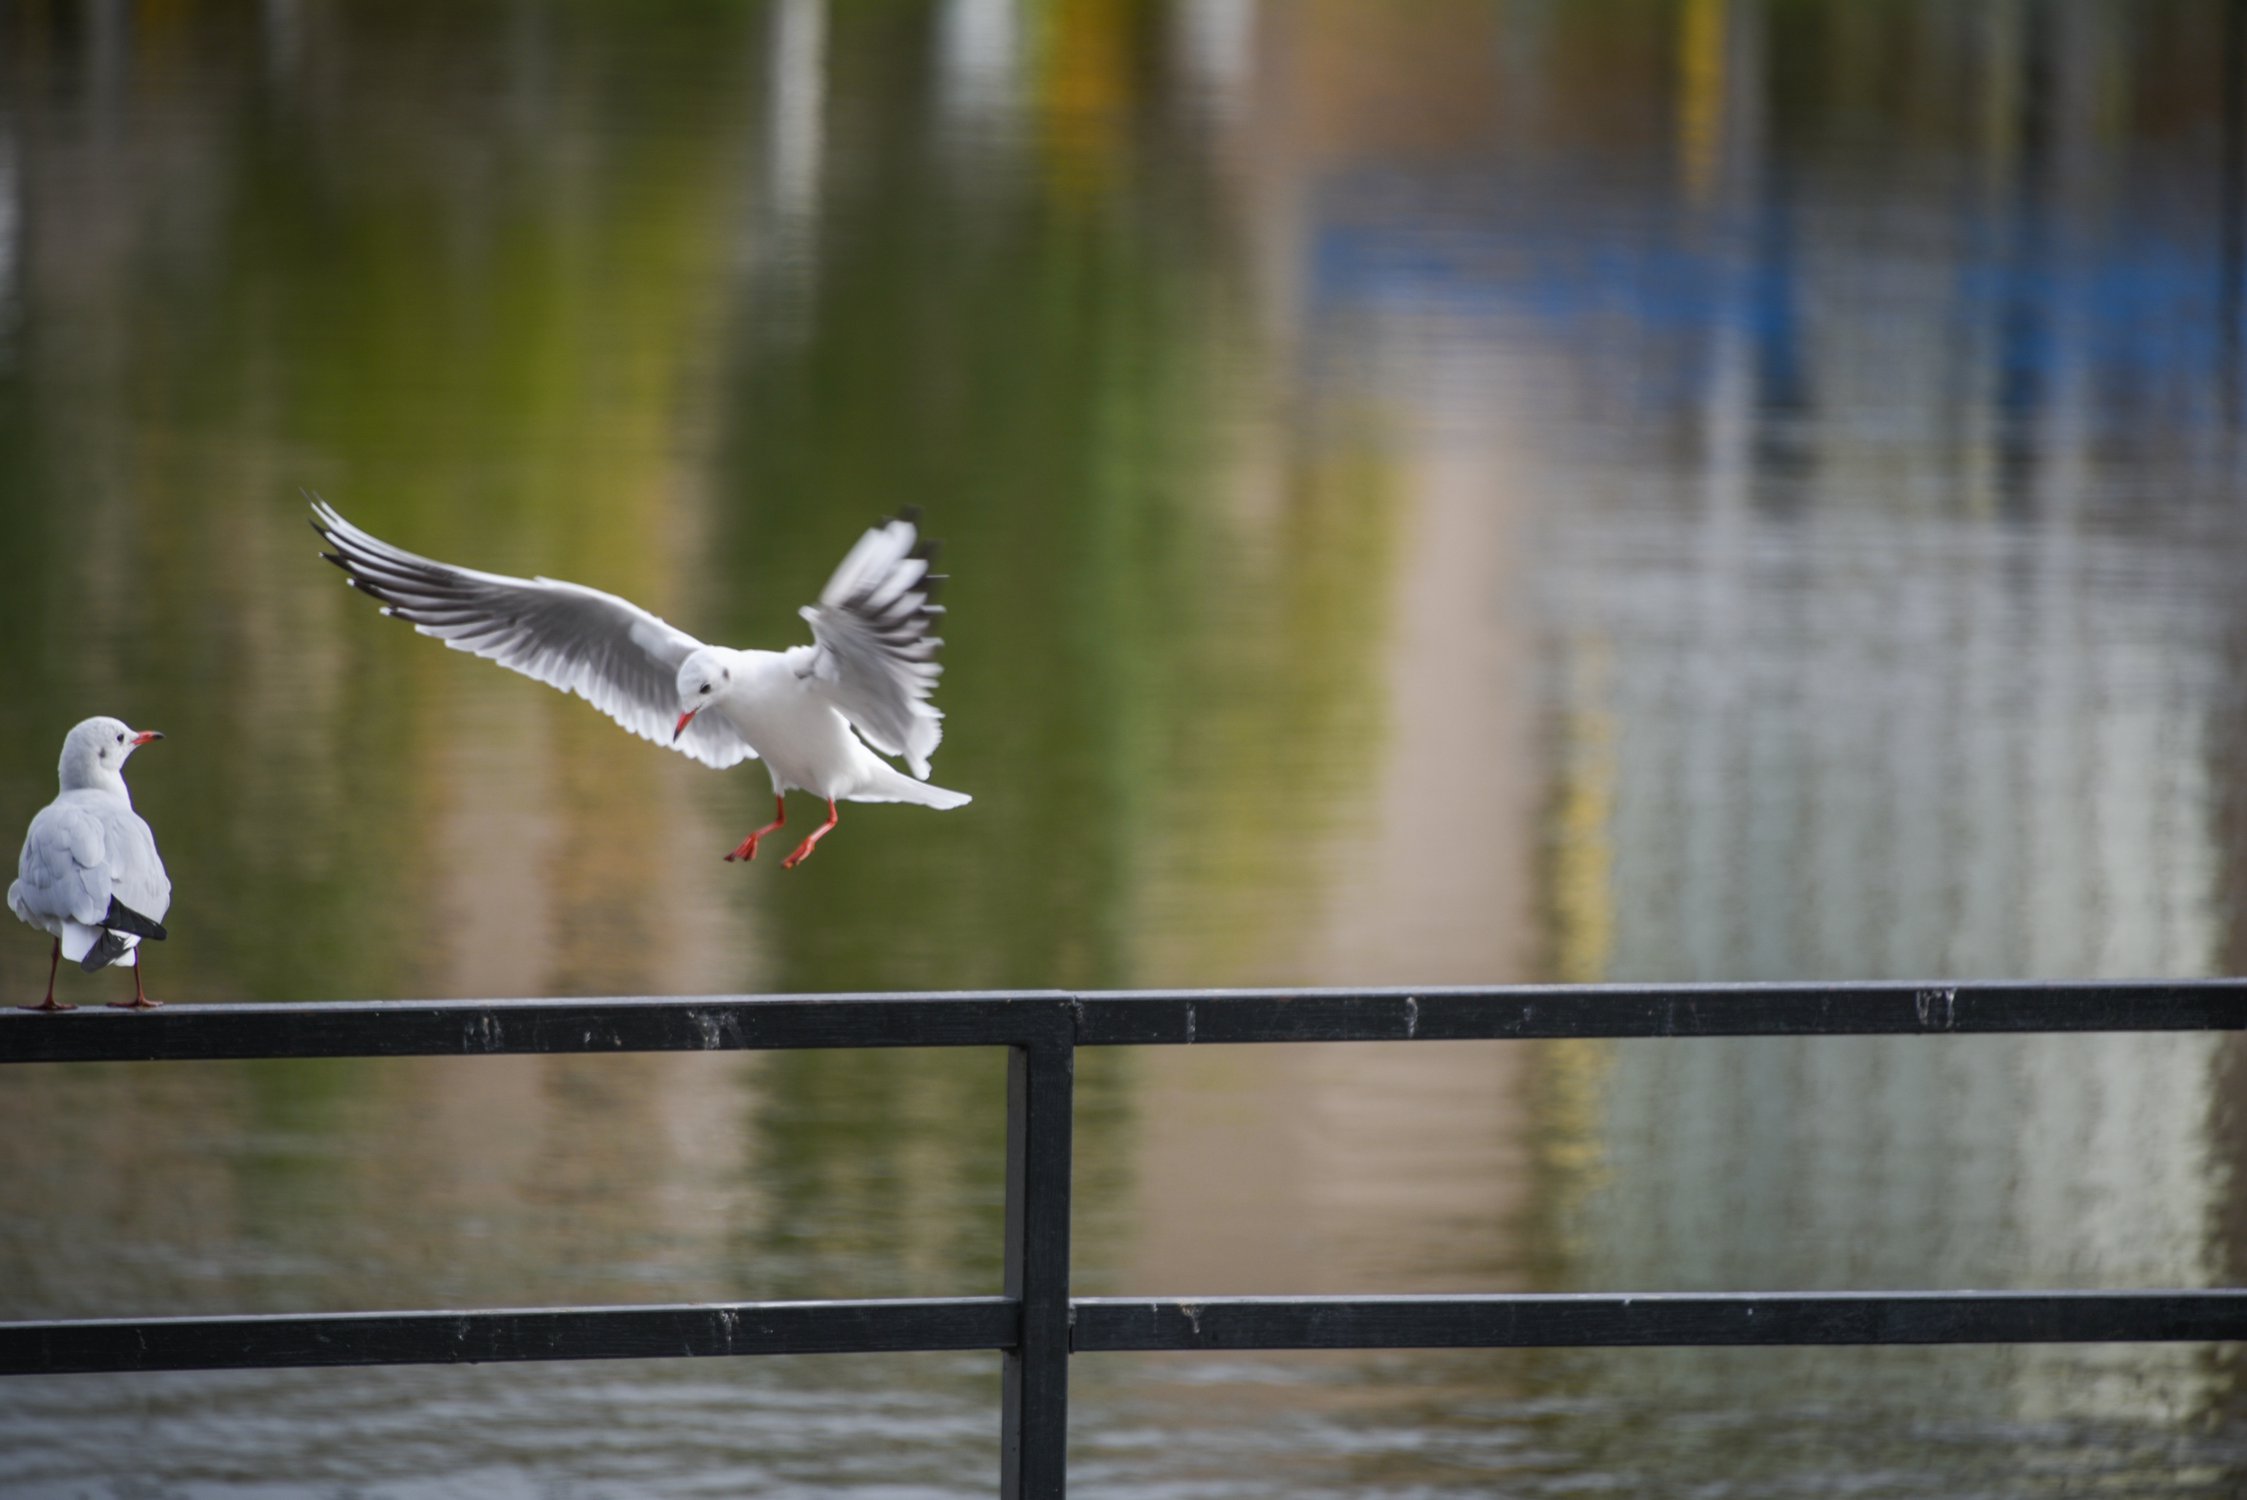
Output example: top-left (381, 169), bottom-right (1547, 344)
top-left (699, 684), bottom-right (711, 695)
top-left (115, 734), bottom-right (124, 744)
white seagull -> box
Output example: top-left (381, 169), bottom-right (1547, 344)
top-left (9, 717), bottom-right (171, 1012)
top-left (312, 498), bottom-right (971, 868)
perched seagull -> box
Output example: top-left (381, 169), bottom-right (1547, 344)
top-left (312, 498), bottom-right (971, 868)
top-left (8, 717), bottom-right (171, 1012)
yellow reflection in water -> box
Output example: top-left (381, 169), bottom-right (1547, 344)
top-left (1537, 638), bottom-right (1622, 1241)
top-left (1677, 0), bottom-right (1730, 204)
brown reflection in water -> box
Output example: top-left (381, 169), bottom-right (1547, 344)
top-left (1085, 0), bottom-right (1549, 1302)
top-left (1094, 1042), bottom-right (1530, 1296)
top-left (1298, 415), bottom-right (1540, 987)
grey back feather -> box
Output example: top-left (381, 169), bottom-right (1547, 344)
top-left (12, 792), bottom-right (170, 936)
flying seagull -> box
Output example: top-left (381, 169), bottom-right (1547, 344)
top-left (312, 498), bottom-right (971, 868)
top-left (9, 717), bottom-right (171, 1011)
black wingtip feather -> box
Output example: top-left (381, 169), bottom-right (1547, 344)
top-left (80, 931), bottom-right (130, 972)
top-left (344, 577), bottom-right (412, 612)
top-left (103, 897), bottom-right (168, 942)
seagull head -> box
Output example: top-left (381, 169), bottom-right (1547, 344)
top-left (58, 716), bottom-right (163, 791)
top-left (672, 648), bottom-right (734, 741)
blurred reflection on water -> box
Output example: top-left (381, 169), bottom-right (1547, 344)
top-left (5, 1), bottom-right (2247, 1495)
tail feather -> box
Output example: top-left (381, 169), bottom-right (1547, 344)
top-left (60, 921), bottom-right (101, 964)
top-left (857, 762), bottom-right (971, 810)
top-left (61, 905), bottom-right (157, 970)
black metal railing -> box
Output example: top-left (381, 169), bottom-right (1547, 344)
top-left (7, 981), bottom-right (2247, 1497)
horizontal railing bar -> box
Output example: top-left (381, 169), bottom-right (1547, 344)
top-left (18, 1289), bottom-right (2242, 1376)
top-left (0, 993), bottom-right (1076, 1064)
top-left (1074, 982), bottom-right (2247, 1044)
top-left (0, 1297), bottom-right (1019, 1375)
top-left (1072, 1292), bottom-right (2247, 1350)
top-left (7, 984), bottom-right (2245, 1065)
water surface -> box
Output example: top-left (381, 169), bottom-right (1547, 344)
top-left (5, 2), bottom-right (2247, 1494)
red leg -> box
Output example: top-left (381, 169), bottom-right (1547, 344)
top-left (20, 938), bottom-right (73, 1012)
top-left (725, 796), bottom-right (790, 863)
top-left (782, 799), bottom-right (841, 869)
top-left (109, 949), bottom-right (163, 1010)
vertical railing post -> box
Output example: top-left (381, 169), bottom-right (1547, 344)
top-left (1001, 1034), bottom-right (1074, 1498)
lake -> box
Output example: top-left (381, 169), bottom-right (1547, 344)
top-left (4, 2), bottom-right (2247, 1495)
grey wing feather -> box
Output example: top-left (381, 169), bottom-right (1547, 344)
top-left (799, 511), bottom-right (949, 779)
top-left (14, 804), bottom-right (113, 927)
top-left (311, 498), bottom-right (757, 769)
top-left (98, 804), bottom-right (170, 929)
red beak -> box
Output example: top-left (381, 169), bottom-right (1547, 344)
top-left (130, 731), bottom-right (164, 746)
top-left (672, 709), bottom-right (698, 742)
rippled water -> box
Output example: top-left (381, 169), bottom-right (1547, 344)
top-left (6, 2), bottom-right (2247, 1495)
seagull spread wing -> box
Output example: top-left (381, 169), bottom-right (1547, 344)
top-left (311, 499), bottom-right (757, 770)
top-left (798, 510), bottom-right (948, 779)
